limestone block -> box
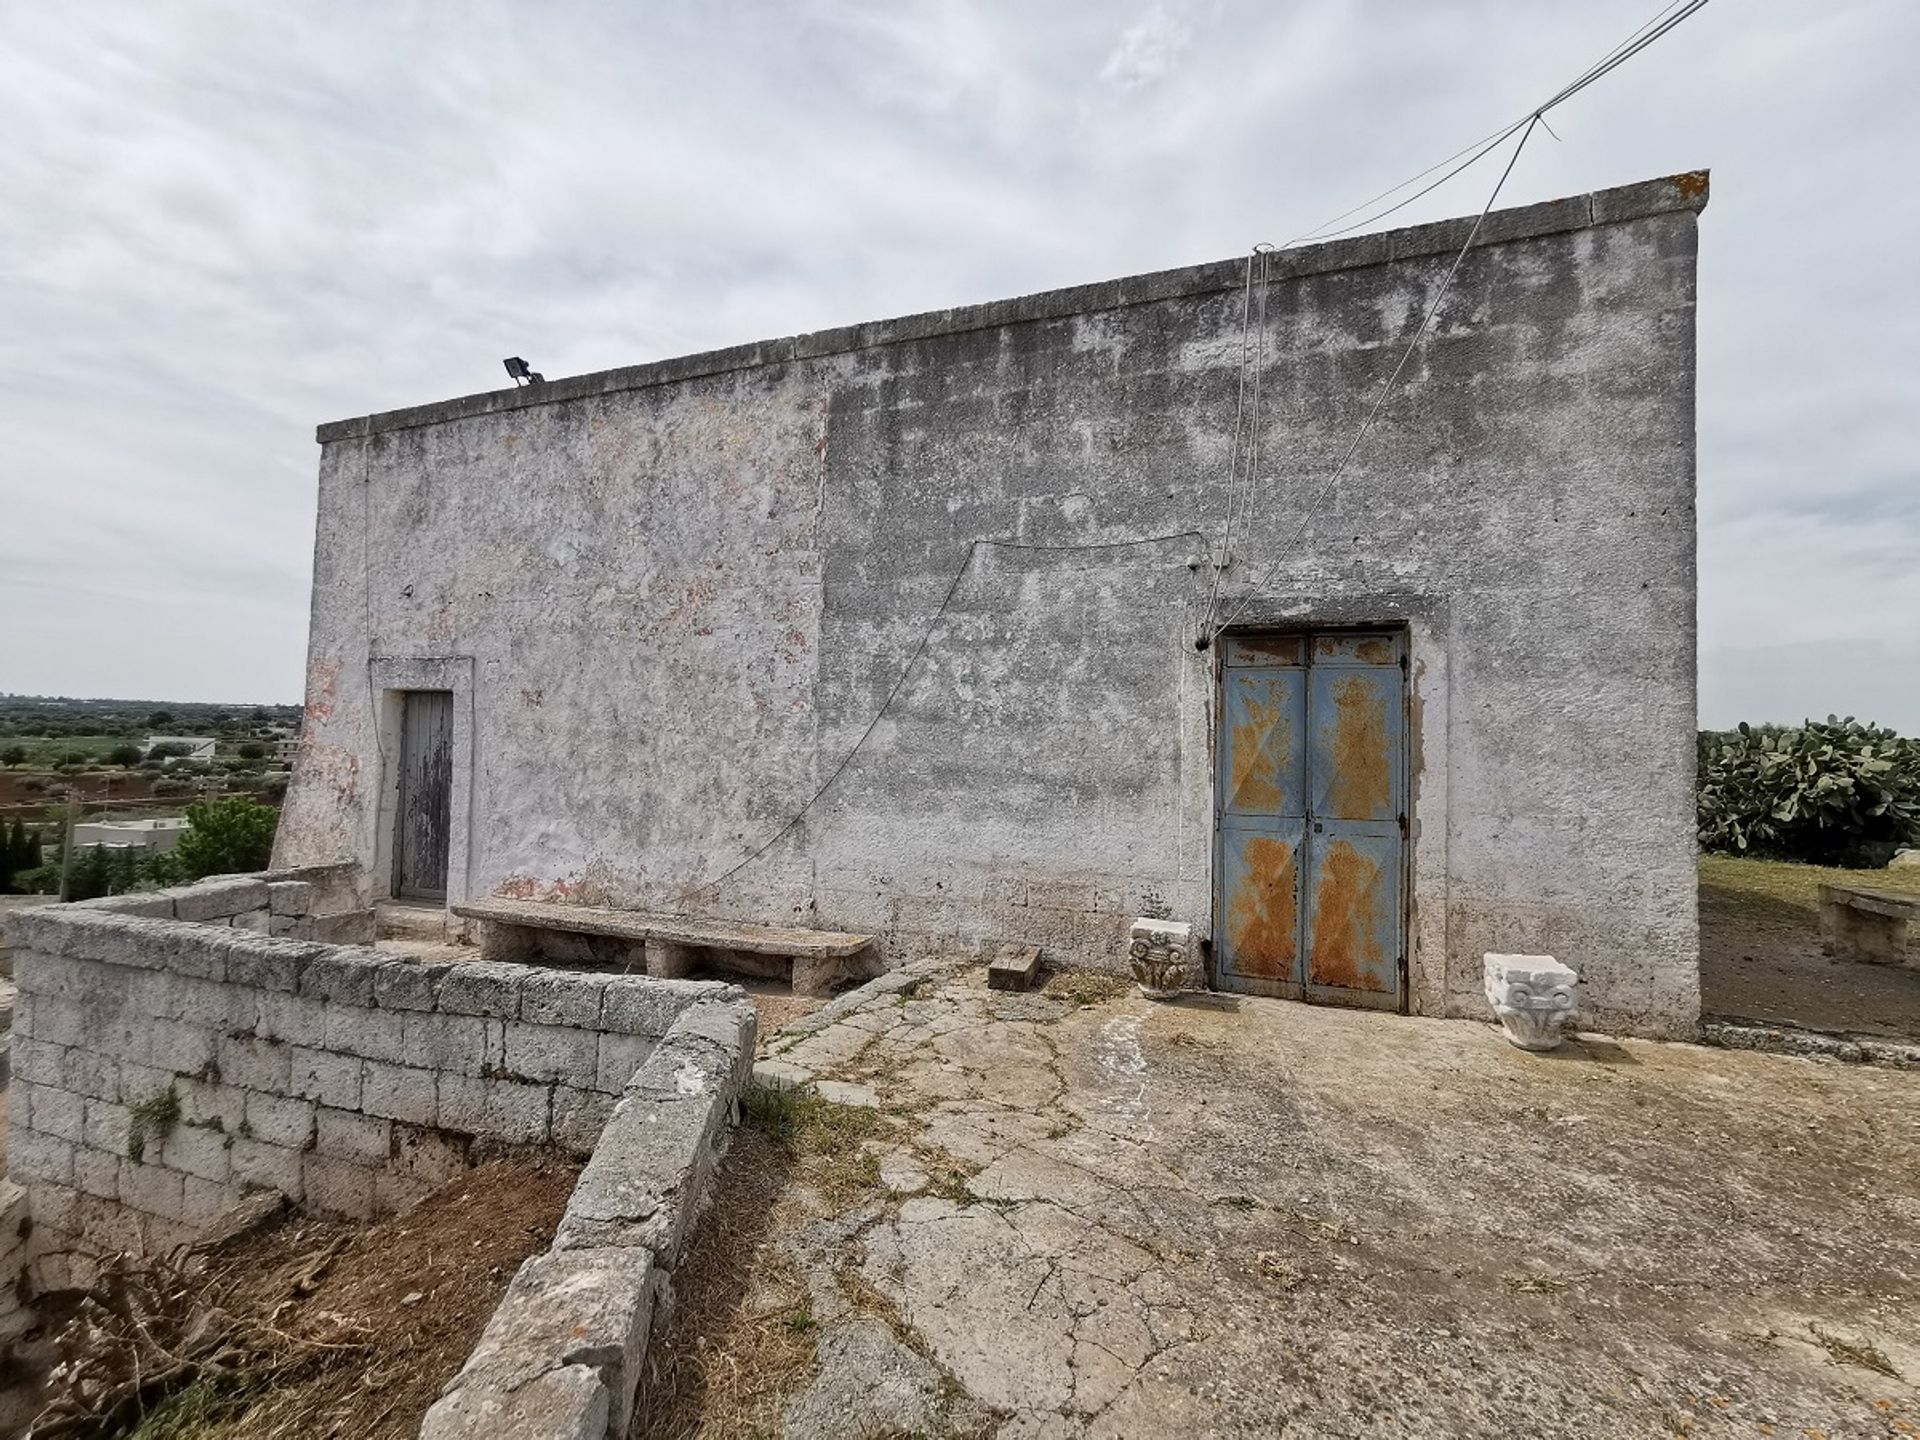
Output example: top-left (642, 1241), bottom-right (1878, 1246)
top-left (644, 938), bottom-right (698, 980)
top-left (160, 1123), bottom-right (232, 1185)
top-left (594, 1032), bottom-right (655, 1094)
top-left (1127, 919), bottom-right (1193, 998)
top-left (82, 1099), bottom-right (138, 1158)
top-left (313, 1106), bottom-right (391, 1164)
top-left (447, 1249), bottom-right (656, 1436)
top-left (291, 1046), bottom-right (365, 1111)
top-left (76, 894), bottom-right (176, 920)
top-left (228, 1137), bottom-right (304, 1201)
top-left (28, 1086), bottom-right (87, 1145)
top-left (438, 961), bottom-right (526, 1020)
top-left (291, 910), bottom-right (378, 945)
top-left (73, 1146), bottom-right (119, 1199)
top-left (556, 1093), bottom-right (721, 1263)
top-left (359, 1059), bottom-right (437, 1127)
top-left (502, 1021), bottom-right (599, 1085)
top-left (1890, 848), bottom-right (1920, 870)
top-left (231, 910), bottom-right (272, 934)
top-left (324, 1004), bottom-right (407, 1064)
top-left (255, 991), bottom-right (328, 1047)
top-left (267, 881), bottom-right (315, 916)
top-left (119, 1159), bottom-right (186, 1221)
top-left (436, 1073), bottom-right (552, 1145)
top-left (392, 1124), bottom-right (471, 1188)
top-left (216, 1033), bottom-right (290, 1093)
top-left (520, 971), bottom-right (609, 1029)
top-left (1483, 953), bottom-right (1580, 1052)
top-left (223, 934), bottom-right (327, 992)
top-left (551, 1086), bottom-right (619, 1157)
top-left (627, 1001), bottom-right (756, 1101)
top-left (421, 1365), bottom-right (612, 1440)
top-left (598, 977), bottom-right (738, 1039)
top-left (173, 879), bottom-right (270, 924)
top-left (373, 960), bottom-right (451, 1012)
top-left (299, 949), bottom-right (383, 1006)
top-left (403, 1011), bottom-right (505, 1075)
top-left (477, 921), bottom-right (541, 963)
top-left (751, 1058), bottom-right (813, 1091)
top-left (1818, 891), bottom-right (1909, 965)
top-left (243, 1091), bottom-right (316, 1150)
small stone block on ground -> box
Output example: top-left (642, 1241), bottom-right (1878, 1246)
top-left (987, 944), bottom-right (1042, 992)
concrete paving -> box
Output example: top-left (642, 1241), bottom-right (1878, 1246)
top-left (750, 966), bottom-right (1920, 1439)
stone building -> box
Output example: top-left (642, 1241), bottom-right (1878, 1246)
top-left (275, 172), bottom-right (1707, 1038)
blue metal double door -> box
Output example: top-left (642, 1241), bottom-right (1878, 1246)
top-left (1214, 631), bottom-right (1407, 1009)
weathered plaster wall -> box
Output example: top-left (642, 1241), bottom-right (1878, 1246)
top-left (279, 174), bottom-right (1705, 1037)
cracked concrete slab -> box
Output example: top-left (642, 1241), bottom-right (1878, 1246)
top-left (699, 967), bottom-right (1920, 1438)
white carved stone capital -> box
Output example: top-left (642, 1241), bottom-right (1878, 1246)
top-left (1128, 919), bottom-right (1193, 1000)
top-left (1483, 952), bottom-right (1579, 1052)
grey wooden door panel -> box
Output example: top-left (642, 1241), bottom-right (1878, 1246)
top-left (395, 690), bottom-right (453, 901)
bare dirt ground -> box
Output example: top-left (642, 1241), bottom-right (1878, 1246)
top-left (13, 1154), bottom-right (578, 1439)
top-left (1701, 855), bottom-right (1920, 1039)
top-left (652, 964), bottom-right (1920, 1440)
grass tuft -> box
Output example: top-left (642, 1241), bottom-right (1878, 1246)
top-left (126, 1085), bottom-right (181, 1165)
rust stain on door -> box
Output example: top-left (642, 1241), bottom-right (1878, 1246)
top-left (1324, 675), bottom-right (1391, 819)
top-left (1306, 840), bottom-right (1388, 991)
top-left (1227, 834), bottom-right (1298, 978)
top-left (1230, 695), bottom-right (1290, 812)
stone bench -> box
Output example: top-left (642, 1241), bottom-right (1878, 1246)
top-left (1818, 883), bottom-right (1920, 967)
top-left (452, 898), bottom-right (880, 997)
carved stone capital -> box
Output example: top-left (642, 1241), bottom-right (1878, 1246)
top-left (1128, 919), bottom-right (1193, 1000)
top-left (1483, 952), bottom-right (1580, 1052)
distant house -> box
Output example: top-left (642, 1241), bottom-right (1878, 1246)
top-left (274, 737), bottom-right (301, 763)
top-left (71, 817), bottom-right (190, 853)
top-left (142, 736), bottom-right (217, 762)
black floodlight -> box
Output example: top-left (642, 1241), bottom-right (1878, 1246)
top-left (503, 356), bottom-right (545, 386)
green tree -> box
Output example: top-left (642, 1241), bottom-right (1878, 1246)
top-left (171, 794), bottom-right (280, 881)
top-left (236, 741), bottom-right (267, 760)
top-left (147, 710), bottom-right (173, 729)
top-left (107, 743), bottom-right (144, 767)
top-left (0, 745), bottom-right (25, 768)
top-left (147, 742), bottom-right (193, 760)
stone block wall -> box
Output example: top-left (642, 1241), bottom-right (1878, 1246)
top-left (424, 994), bottom-right (758, 1439)
top-left (80, 861), bottom-right (374, 943)
top-left (1, 876), bottom-right (741, 1285)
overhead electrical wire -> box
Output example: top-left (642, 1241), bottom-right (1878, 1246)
top-left (673, 0), bottom-right (1712, 904)
top-left (1203, 0), bottom-right (1711, 639)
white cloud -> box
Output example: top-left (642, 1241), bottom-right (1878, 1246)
top-left (1099, 4), bottom-right (1194, 91)
top-left (0, 0), bottom-right (1915, 732)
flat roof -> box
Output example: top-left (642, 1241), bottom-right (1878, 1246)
top-left (318, 170), bottom-right (1707, 445)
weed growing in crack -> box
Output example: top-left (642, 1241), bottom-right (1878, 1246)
top-left (126, 1085), bottom-right (181, 1164)
top-left (743, 1084), bottom-right (891, 1202)
top-left (1809, 1322), bottom-right (1900, 1377)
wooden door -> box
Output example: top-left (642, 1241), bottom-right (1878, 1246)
top-left (1214, 632), bottom-right (1406, 1009)
top-left (394, 690), bottom-right (453, 902)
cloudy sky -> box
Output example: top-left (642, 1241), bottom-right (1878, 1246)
top-left (1, 1), bottom-right (1914, 729)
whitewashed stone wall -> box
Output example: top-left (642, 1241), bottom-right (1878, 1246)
top-left (1, 878), bottom-right (741, 1289)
